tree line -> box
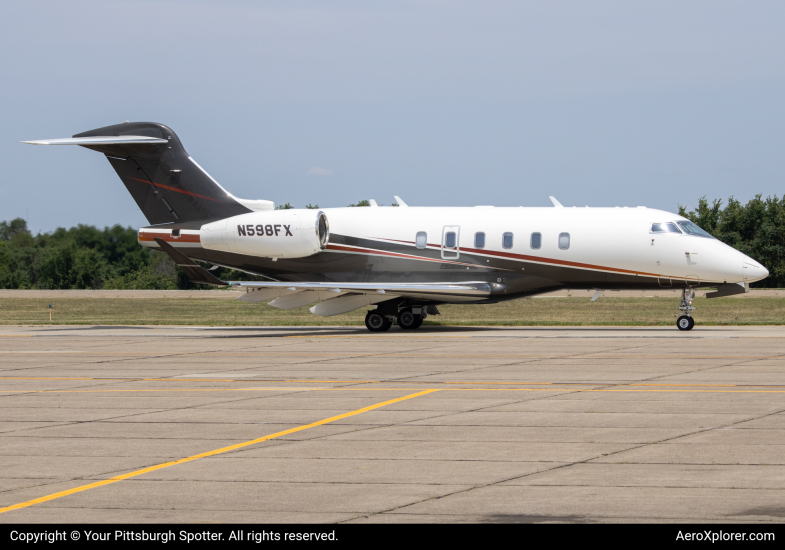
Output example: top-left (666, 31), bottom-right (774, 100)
top-left (0, 196), bottom-right (781, 290)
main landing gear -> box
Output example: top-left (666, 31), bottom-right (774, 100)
top-left (365, 311), bottom-right (392, 332)
top-left (676, 287), bottom-right (696, 331)
top-left (397, 308), bottom-right (424, 330)
top-left (364, 306), bottom-right (431, 332)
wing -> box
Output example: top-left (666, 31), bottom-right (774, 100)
top-left (153, 238), bottom-right (490, 316)
top-left (232, 280), bottom-right (490, 316)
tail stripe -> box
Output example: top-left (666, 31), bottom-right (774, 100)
top-left (127, 176), bottom-right (222, 203)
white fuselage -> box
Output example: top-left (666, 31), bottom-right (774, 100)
top-left (319, 205), bottom-right (766, 285)
top-left (140, 205), bottom-right (768, 289)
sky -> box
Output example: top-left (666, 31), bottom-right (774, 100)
top-left (1, 0), bottom-right (783, 233)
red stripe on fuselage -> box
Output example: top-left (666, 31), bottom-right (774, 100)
top-left (324, 243), bottom-right (503, 269)
top-left (139, 232), bottom-right (201, 244)
top-left (128, 176), bottom-right (222, 203)
top-left (371, 237), bottom-right (667, 279)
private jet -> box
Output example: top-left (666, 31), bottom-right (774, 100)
top-left (23, 122), bottom-right (769, 331)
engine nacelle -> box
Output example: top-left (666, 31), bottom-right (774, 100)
top-left (200, 210), bottom-right (329, 259)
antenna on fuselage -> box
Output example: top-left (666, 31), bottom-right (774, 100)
top-left (394, 196), bottom-right (408, 207)
top-left (549, 196), bottom-right (563, 208)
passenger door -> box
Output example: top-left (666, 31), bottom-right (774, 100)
top-left (441, 226), bottom-right (460, 259)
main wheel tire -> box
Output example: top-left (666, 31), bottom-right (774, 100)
top-left (397, 308), bottom-right (421, 330)
top-left (676, 315), bottom-right (695, 331)
top-left (365, 311), bottom-right (392, 332)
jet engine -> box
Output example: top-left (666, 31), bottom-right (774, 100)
top-left (200, 210), bottom-right (329, 259)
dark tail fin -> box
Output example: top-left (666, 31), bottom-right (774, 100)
top-left (73, 122), bottom-right (252, 225)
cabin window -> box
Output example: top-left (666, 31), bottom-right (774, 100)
top-left (530, 232), bottom-right (541, 249)
top-left (474, 232), bottom-right (485, 248)
top-left (502, 232), bottom-right (513, 249)
top-left (444, 232), bottom-right (457, 248)
top-left (415, 231), bottom-right (427, 249)
top-left (559, 232), bottom-right (570, 250)
top-left (650, 222), bottom-right (681, 234)
top-left (171, 229), bottom-right (180, 237)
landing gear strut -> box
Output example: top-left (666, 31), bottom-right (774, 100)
top-left (676, 287), bottom-right (696, 331)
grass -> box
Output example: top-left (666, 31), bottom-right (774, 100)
top-left (1, 296), bottom-right (784, 326)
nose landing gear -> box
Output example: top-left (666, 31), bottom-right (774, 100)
top-left (676, 315), bottom-right (695, 331)
top-left (676, 288), bottom-right (696, 331)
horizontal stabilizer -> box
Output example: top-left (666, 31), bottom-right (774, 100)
top-left (23, 122), bottom-right (257, 224)
top-left (153, 238), bottom-right (227, 287)
top-left (21, 136), bottom-right (168, 146)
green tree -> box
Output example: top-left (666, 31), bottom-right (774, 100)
top-left (348, 200), bottom-right (370, 207)
top-left (35, 243), bottom-right (110, 289)
top-left (276, 203), bottom-right (294, 210)
top-left (305, 203), bottom-right (320, 209)
top-left (0, 218), bottom-right (30, 241)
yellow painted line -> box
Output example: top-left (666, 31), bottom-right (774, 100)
top-left (1, 351), bottom-right (781, 359)
top-left (0, 350), bottom-right (181, 356)
top-left (3, 387), bottom-right (785, 395)
top-left (628, 383), bottom-right (738, 387)
top-left (0, 378), bottom-right (373, 385)
top-left (3, 377), bottom-right (785, 389)
top-left (448, 388), bottom-right (785, 394)
top-left (0, 377), bottom-right (379, 384)
top-left (445, 381), bottom-right (746, 388)
top-left (0, 377), bottom-right (127, 381)
top-left (0, 389), bottom-right (438, 515)
top-left (0, 388), bottom-right (330, 394)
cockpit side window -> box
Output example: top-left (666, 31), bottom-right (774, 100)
top-left (676, 220), bottom-right (714, 239)
top-left (650, 222), bottom-right (682, 234)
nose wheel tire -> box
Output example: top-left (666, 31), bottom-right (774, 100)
top-left (365, 311), bottom-right (392, 332)
top-left (676, 315), bottom-right (695, 331)
top-left (397, 308), bottom-right (423, 330)
top-left (675, 288), bottom-right (696, 331)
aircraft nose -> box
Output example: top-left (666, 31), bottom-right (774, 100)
top-left (742, 256), bottom-right (769, 282)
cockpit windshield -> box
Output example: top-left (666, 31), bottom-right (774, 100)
top-left (675, 220), bottom-right (714, 239)
top-left (650, 222), bottom-right (682, 234)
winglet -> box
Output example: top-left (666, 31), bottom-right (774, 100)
top-left (549, 196), bottom-right (563, 208)
top-left (394, 195), bottom-right (408, 207)
top-left (369, 199), bottom-right (379, 207)
top-left (153, 238), bottom-right (228, 287)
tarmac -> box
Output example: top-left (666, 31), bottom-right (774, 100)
top-left (0, 324), bottom-right (784, 523)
